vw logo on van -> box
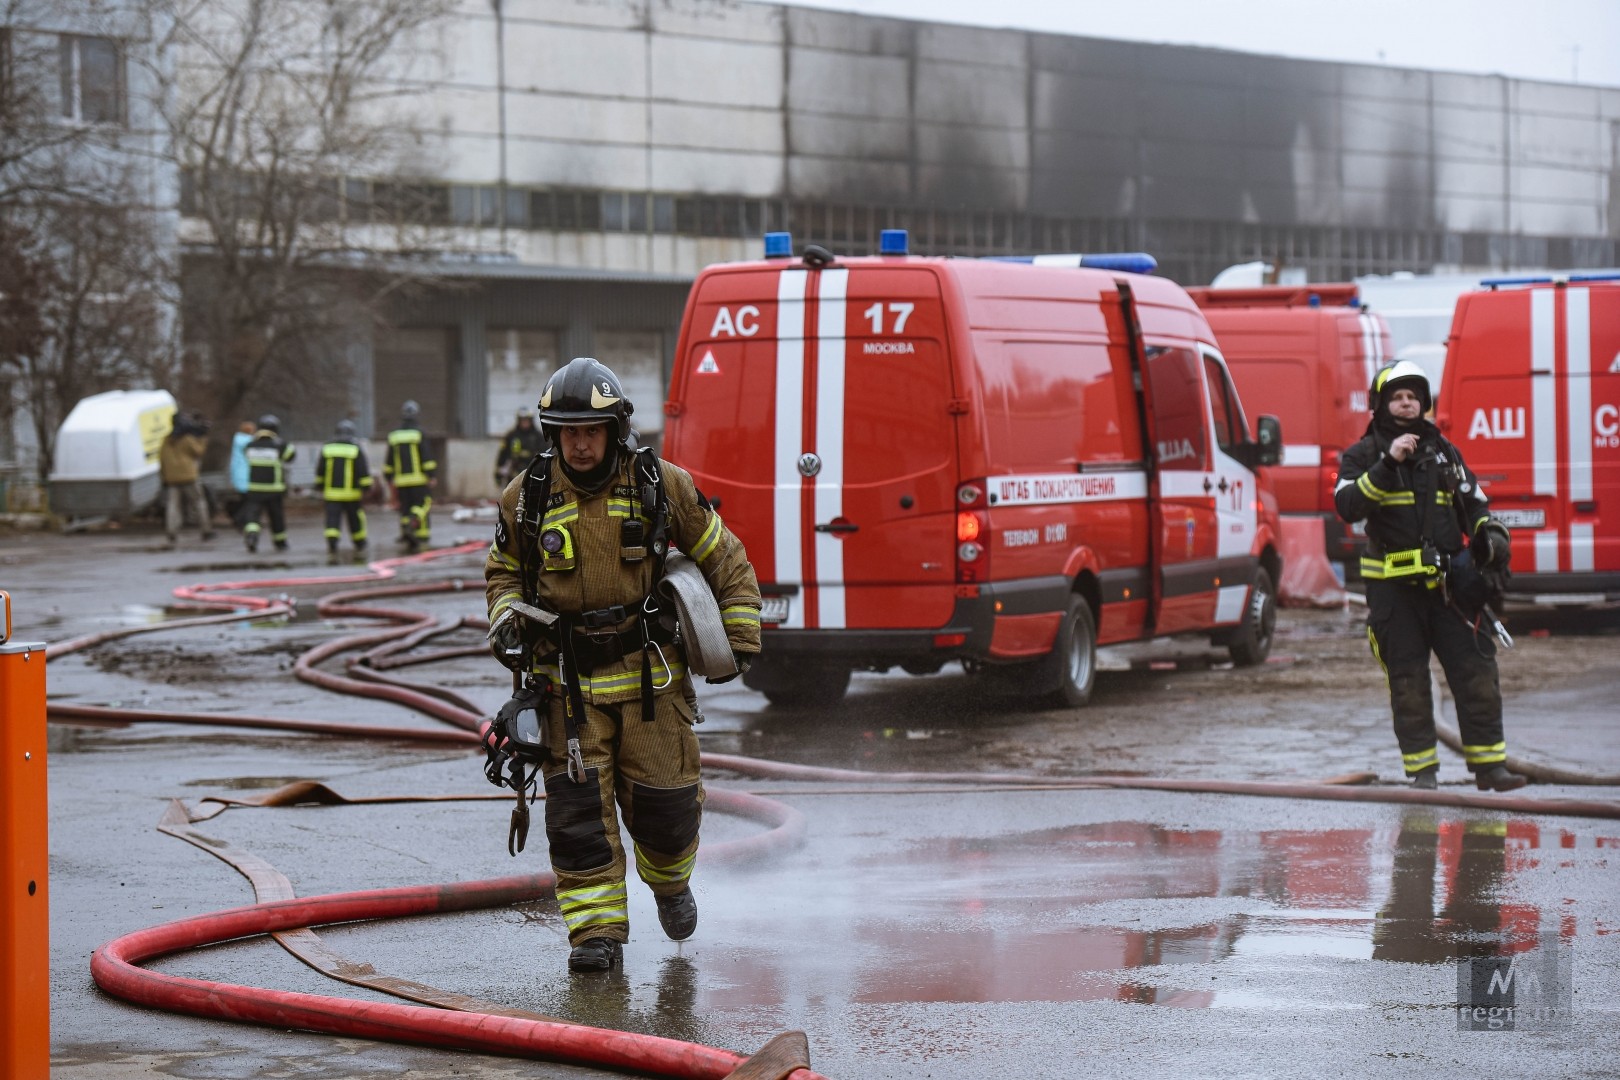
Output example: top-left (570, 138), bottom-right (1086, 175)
top-left (796, 452), bottom-right (822, 477)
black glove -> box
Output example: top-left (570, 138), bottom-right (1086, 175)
top-left (705, 652), bottom-right (754, 685)
top-left (1473, 520), bottom-right (1511, 570)
top-left (487, 609), bottom-right (528, 671)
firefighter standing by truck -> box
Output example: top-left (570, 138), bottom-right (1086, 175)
top-left (1335, 360), bottom-right (1525, 792)
top-left (315, 418), bottom-right (373, 565)
top-left (384, 400), bottom-right (437, 553)
top-left (482, 357), bottom-right (762, 973)
top-left (495, 406), bottom-right (545, 491)
top-left (239, 414), bottom-right (296, 553)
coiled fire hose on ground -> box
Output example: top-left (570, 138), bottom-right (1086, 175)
top-left (47, 544), bottom-right (1620, 1078)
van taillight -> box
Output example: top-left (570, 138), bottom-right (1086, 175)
top-left (956, 503), bottom-right (989, 582)
top-left (1321, 448), bottom-right (1341, 512)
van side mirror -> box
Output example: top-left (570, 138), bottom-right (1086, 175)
top-left (1254, 415), bottom-right (1282, 467)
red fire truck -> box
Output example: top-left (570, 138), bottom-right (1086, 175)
top-left (1184, 284), bottom-right (1393, 569)
top-left (1434, 275), bottom-right (1620, 602)
top-left (663, 234), bottom-right (1283, 707)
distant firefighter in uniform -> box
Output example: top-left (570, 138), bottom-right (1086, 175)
top-left (315, 418), bottom-right (373, 564)
top-left (239, 414), bottom-right (296, 553)
top-left (384, 400), bottom-right (437, 553)
top-left (483, 357), bottom-right (762, 973)
top-left (1335, 360), bottom-right (1524, 792)
top-left (495, 406), bottom-right (545, 491)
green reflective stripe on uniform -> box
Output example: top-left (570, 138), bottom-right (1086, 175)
top-left (324, 443), bottom-right (359, 460)
top-left (1382, 492), bottom-right (1415, 506)
top-left (1357, 473), bottom-right (1392, 501)
top-left (319, 442), bottom-right (366, 500)
top-left (543, 503), bottom-right (579, 528)
top-left (689, 514), bottom-right (724, 564)
top-left (387, 429), bottom-right (428, 486)
top-left (1462, 741), bottom-right (1508, 765)
top-left (605, 498), bottom-right (643, 519)
top-left (1367, 626), bottom-right (1387, 681)
top-left (556, 881), bottom-right (628, 935)
top-left (1435, 492), bottom-right (1453, 505)
top-left (634, 843), bottom-right (695, 886)
top-left (585, 658), bottom-right (687, 695)
top-left (1360, 549), bottom-right (1437, 580)
top-left (1473, 514), bottom-right (1492, 531)
top-left (490, 590), bottom-right (522, 620)
top-left (1402, 746), bottom-right (1440, 774)
top-left (489, 544), bottom-right (519, 571)
top-left (722, 605), bottom-right (760, 627)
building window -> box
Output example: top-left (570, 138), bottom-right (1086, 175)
top-left (58, 34), bottom-right (124, 125)
top-left (486, 329), bottom-right (559, 436)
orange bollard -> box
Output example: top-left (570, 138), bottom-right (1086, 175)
top-left (1, 590), bottom-right (49, 1080)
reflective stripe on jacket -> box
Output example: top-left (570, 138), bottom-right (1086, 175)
top-left (316, 441), bottom-right (373, 502)
top-left (385, 428), bottom-right (435, 487)
top-left (244, 432), bottom-right (295, 493)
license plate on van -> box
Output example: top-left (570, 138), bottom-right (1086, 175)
top-left (1492, 509), bottom-right (1545, 529)
top-left (760, 596), bottom-right (791, 623)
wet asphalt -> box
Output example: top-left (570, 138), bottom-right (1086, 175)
top-left (5, 518), bottom-right (1618, 1079)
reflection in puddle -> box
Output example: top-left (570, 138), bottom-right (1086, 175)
top-left (697, 810), bottom-right (1602, 1011)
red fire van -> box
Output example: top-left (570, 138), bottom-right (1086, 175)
top-left (1434, 275), bottom-right (1620, 601)
top-left (662, 234), bottom-right (1283, 706)
top-left (1184, 284), bottom-right (1393, 567)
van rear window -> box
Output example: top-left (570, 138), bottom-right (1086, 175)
top-left (977, 339), bottom-right (1131, 468)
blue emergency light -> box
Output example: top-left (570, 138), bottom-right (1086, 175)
top-left (763, 232), bottom-right (793, 258)
top-left (983, 252), bottom-right (1158, 274)
top-left (879, 229), bottom-right (909, 255)
top-left (1480, 274), bottom-right (1554, 288)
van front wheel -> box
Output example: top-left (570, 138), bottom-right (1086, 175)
top-left (743, 660), bottom-right (852, 709)
top-left (1226, 567), bottom-right (1276, 667)
top-left (1039, 594), bottom-right (1097, 708)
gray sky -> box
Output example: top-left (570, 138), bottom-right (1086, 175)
top-left (773, 0), bottom-right (1620, 88)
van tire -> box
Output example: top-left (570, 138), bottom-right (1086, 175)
top-left (1038, 594), bottom-right (1097, 708)
top-left (744, 660), bottom-right (852, 708)
top-left (1226, 567), bottom-right (1276, 667)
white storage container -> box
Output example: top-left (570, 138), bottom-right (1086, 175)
top-left (48, 390), bottom-right (176, 517)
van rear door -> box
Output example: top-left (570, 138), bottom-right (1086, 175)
top-left (668, 264), bottom-right (958, 630)
top-left (1445, 284), bottom-right (1620, 582)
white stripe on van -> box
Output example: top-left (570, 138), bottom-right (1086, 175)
top-left (1358, 312), bottom-right (1382, 388)
top-left (1570, 522), bottom-right (1595, 573)
top-left (1531, 288), bottom-right (1558, 498)
top-left (1567, 287), bottom-right (1593, 503)
top-left (1533, 529), bottom-right (1560, 574)
top-left (813, 268), bottom-right (849, 629)
top-left (774, 269), bottom-right (808, 627)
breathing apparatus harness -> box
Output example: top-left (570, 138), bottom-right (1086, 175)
top-left (481, 444), bottom-right (672, 855)
top-left (1409, 438), bottom-right (1514, 654)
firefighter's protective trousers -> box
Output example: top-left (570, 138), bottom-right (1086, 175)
top-left (540, 682), bottom-right (703, 945)
top-left (1365, 578), bottom-right (1506, 776)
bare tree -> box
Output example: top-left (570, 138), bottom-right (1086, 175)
top-left (1, 2), bottom-right (175, 482)
top-left (151, 0), bottom-right (458, 430)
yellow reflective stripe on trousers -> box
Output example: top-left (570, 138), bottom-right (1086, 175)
top-left (1402, 746), bottom-right (1439, 773)
top-left (556, 881), bottom-right (628, 934)
top-left (634, 843), bottom-right (695, 886)
top-left (1462, 741), bottom-right (1507, 765)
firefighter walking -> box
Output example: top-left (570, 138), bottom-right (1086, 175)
top-left (495, 406), bottom-right (545, 491)
top-left (1336, 360), bottom-right (1525, 792)
top-left (483, 357), bottom-right (762, 973)
top-left (239, 415), bottom-right (296, 553)
top-left (384, 400), bottom-right (437, 553)
top-left (315, 419), bottom-right (373, 564)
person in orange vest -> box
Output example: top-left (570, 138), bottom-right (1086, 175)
top-left (384, 400), bottom-right (437, 553)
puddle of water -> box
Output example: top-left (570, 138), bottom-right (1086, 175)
top-left (690, 811), bottom-right (1602, 1010)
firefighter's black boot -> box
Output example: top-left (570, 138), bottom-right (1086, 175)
top-left (1410, 768), bottom-right (1438, 791)
top-left (655, 887), bottom-right (698, 941)
top-left (326, 541), bottom-right (340, 566)
top-left (568, 938), bottom-right (622, 973)
top-left (1475, 765), bottom-right (1528, 792)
